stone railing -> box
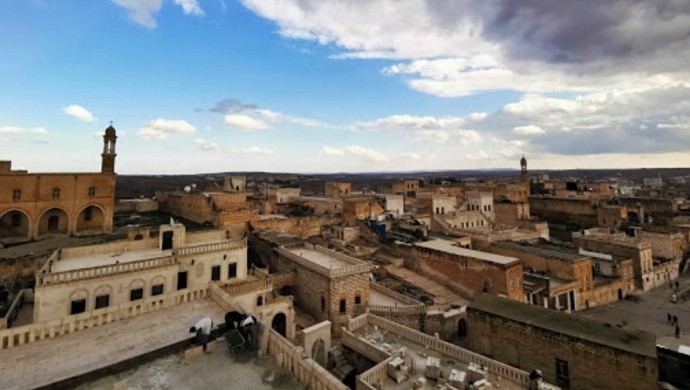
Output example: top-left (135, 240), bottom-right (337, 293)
top-left (0, 290), bottom-right (25, 330)
top-left (36, 255), bottom-right (177, 286)
top-left (347, 313), bottom-right (369, 332)
top-left (356, 357), bottom-right (394, 390)
top-left (366, 314), bottom-right (532, 387)
top-left (267, 329), bottom-right (347, 390)
top-left (220, 278), bottom-right (272, 297)
top-left (0, 287), bottom-right (207, 350)
top-left (367, 304), bottom-right (427, 315)
top-left (276, 247), bottom-right (371, 279)
top-left (176, 238), bottom-right (247, 256)
top-left (342, 328), bottom-right (391, 362)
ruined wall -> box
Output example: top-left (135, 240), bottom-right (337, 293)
top-left (251, 215), bottom-right (341, 239)
top-left (467, 309), bottom-right (658, 390)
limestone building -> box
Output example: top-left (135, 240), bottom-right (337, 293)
top-left (0, 125), bottom-right (117, 245)
top-left (468, 294), bottom-right (658, 390)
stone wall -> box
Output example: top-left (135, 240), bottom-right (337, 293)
top-left (251, 215), bottom-right (341, 239)
top-left (467, 308), bottom-right (658, 390)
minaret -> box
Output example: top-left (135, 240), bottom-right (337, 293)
top-left (520, 155), bottom-right (528, 184)
top-left (101, 123), bottom-right (117, 173)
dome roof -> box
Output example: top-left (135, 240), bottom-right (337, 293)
top-left (104, 125), bottom-right (116, 137)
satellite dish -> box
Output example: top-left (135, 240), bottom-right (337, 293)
top-left (191, 184), bottom-right (197, 189)
top-left (184, 186), bottom-right (192, 193)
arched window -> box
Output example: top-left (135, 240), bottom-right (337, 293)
top-left (12, 189), bottom-right (21, 201)
top-left (52, 188), bottom-right (60, 199)
top-left (11, 212), bottom-right (21, 227)
top-left (88, 187), bottom-right (96, 197)
top-left (84, 207), bottom-right (93, 221)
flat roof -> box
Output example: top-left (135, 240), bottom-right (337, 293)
top-left (285, 248), bottom-right (350, 269)
top-left (492, 241), bottom-right (587, 263)
top-left (52, 248), bottom-right (171, 273)
top-left (416, 239), bottom-right (519, 266)
top-left (469, 294), bottom-right (657, 358)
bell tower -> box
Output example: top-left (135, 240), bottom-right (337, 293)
top-left (101, 123), bottom-right (117, 173)
top-left (520, 155), bottom-right (528, 184)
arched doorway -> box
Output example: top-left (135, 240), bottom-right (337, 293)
top-left (311, 338), bottom-right (327, 366)
top-left (271, 312), bottom-right (287, 337)
top-left (457, 318), bottom-right (467, 338)
top-left (0, 210), bottom-right (31, 241)
top-left (76, 205), bottom-right (105, 234)
top-left (37, 208), bottom-right (69, 236)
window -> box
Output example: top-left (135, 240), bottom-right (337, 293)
top-left (12, 189), bottom-right (21, 201)
top-left (228, 263), bottom-right (237, 278)
top-left (555, 359), bottom-right (570, 387)
top-left (257, 296), bottom-right (263, 306)
top-left (11, 212), bottom-right (21, 227)
top-left (339, 299), bottom-right (346, 314)
top-left (211, 265), bottom-right (221, 281)
top-left (130, 288), bottom-right (144, 301)
top-left (52, 188), bottom-right (60, 199)
top-left (88, 187), bottom-right (96, 197)
top-left (70, 299), bottom-right (86, 315)
top-left (95, 294), bottom-right (110, 309)
top-left (510, 279), bottom-right (514, 291)
top-left (321, 297), bottom-right (326, 312)
top-left (355, 295), bottom-right (361, 305)
top-left (84, 207), bottom-right (93, 222)
top-left (151, 284), bottom-right (164, 296)
top-left (517, 276), bottom-right (521, 288)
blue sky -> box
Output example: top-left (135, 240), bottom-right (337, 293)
top-left (2, 1), bottom-right (690, 174)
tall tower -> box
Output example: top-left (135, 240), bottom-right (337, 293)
top-left (520, 155), bottom-right (528, 184)
top-left (101, 124), bottom-right (117, 173)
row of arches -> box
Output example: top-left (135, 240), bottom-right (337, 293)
top-left (0, 205), bottom-right (107, 241)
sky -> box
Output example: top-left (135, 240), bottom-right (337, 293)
top-left (1, 0), bottom-right (690, 174)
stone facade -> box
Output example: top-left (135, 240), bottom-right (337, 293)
top-left (324, 182), bottom-right (351, 198)
top-left (342, 195), bottom-right (384, 224)
top-left (0, 126), bottom-right (117, 244)
top-left (467, 294), bottom-right (658, 390)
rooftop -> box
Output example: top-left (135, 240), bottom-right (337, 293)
top-left (416, 239), bottom-right (519, 266)
top-left (285, 247), bottom-right (350, 269)
top-left (492, 241), bottom-right (587, 263)
top-left (469, 294), bottom-right (657, 358)
top-left (52, 248), bottom-right (171, 273)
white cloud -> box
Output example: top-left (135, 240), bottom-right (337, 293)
top-left (63, 105), bottom-right (94, 122)
top-left (137, 119), bottom-right (196, 139)
top-left (513, 125), bottom-right (545, 135)
top-left (357, 113), bottom-right (484, 145)
top-left (224, 115), bottom-right (269, 131)
top-left (320, 145), bottom-right (388, 163)
top-left (234, 146), bottom-right (274, 155)
top-left (112, 0), bottom-right (203, 28)
top-left (320, 146), bottom-right (345, 156)
top-left (174, 0), bottom-right (203, 15)
top-left (0, 126), bottom-right (47, 135)
top-left (111, 0), bottom-right (162, 28)
top-left (195, 138), bottom-right (219, 151)
top-left (401, 152), bottom-right (421, 160)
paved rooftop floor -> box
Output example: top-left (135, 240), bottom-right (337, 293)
top-left (53, 248), bottom-right (171, 272)
top-left (385, 265), bottom-right (469, 308)
top-left (0, 299), bottom-right (224, 390)
top-left (576, 272), bottom-right (690, 348)
top-left (75, 349), bottom-right (303, 390)
top-left (287, 248), bottom-right (350, 269)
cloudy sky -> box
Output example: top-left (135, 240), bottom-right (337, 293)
top-left (2, 0), bottom-right (690, 174)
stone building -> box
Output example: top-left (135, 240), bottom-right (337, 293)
top-left (324, 182), bottom-right (351, 198)
top-left (468, 294), bottom-right (658, 390)
top-left (342, 195), bottom-right (384, 224)
top-left (271, 244), bottom-right (371, 332)
top-left (388, 179), bottom-right (419, 200)
top-left (0, 125), bottom-right (117, 245)
top-left (573, 228), bottom-right (679, 291)
top-left (33, 223), bottom-right (248, 323)
top-left (411, 239), bottom-right (524, 301)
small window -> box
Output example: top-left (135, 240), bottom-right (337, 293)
top-left (151, 284), bottom-right (164, 296)
top-left (257, 296), bottom-right (263, 306)
top-left (95, 294), bottom-right (110, 309)
top-left (12, 189), bottom-right (21, 201)
top-left (130, 288), bottom-right (144, 301)
top-left (228, 263), bottom-right (237, 278)
top-left (88, 187), bottom-right (96, 197)
top-left (510, 279), bottom-right (514, 291)
top-left (321, 297), bottom-right (326, 312)
top-left (70, 299), bottom-right (86, 315)
top-left (517, 276), bottom-right (521, 288)
top-left (211, 265), bottom-right (221, 281)
top-left (52, 188), bottom-right (60, 199)
top-left (339, 299), bottom-right (346, 314)
top-left (355, 295), bottom-right (361, 305)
